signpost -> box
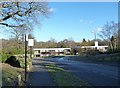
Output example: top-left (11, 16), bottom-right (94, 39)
top-left (24, 34), bottom-right (28, 85)
top-left (24, 34), bottom-right (34, 85)
top-left (28, 39), bottom-right (34, 59)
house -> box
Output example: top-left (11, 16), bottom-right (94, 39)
top-left (74, 41), bottom-right (108, 52)
top-left (33, 48), bottom-right (71, 57)
top-left (80, 45), bottom-right (108, 52)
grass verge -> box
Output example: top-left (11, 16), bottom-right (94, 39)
top-left (69, 55), bottom-right (120, 62)
top-left (45, 63), bottom-right (91, 87)
top-left (2, 63), bottom-right (25, 86)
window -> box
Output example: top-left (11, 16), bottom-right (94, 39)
top-left (38, 50), bottom-right (40, 53)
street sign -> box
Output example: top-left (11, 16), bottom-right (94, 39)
top-left (26, 34), bottom-right (29, 41)
top-left (28, 39), bottom-right (34, 46)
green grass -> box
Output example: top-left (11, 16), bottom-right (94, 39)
top-left (45, 64), bottom-right (91, 87)
top-left (2, 63), bottom-right (25, 86)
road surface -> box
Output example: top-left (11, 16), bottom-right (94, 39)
top-left (45, 56), bottom-right (119, 86)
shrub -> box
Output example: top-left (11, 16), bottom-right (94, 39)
top-left (1, 54), bottom-right (11, 63)
top-left (5, 56), bottom-right (20, 68)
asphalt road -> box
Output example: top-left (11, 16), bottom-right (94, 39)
top-left (45, 56), bottom-right (119, 86)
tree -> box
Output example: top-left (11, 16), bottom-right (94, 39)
top-left (111, 36), bottom-right (115, 51)
top-left (67, 37), bottom-right (75, 48)
top-left (118, 25), bottom-right (120, 50)
top-left (10, 28), bottom-right (22, 51)
top-left (98, 21), bottom-right (118, 51)
top-left (81, 38), bottom-right (88, 46)
top-left (57, 41), bottom-right (66, 48)
top-left (47, 37), bottom-right (57, 48)
top-left (28, 34), bottom-right (34, 39)
top-left (0, 2), bottom-right (51, 55)
top-left (0, 2), bottom-right (50, 27)
top-left (83, 38), bottom-right (86, 43)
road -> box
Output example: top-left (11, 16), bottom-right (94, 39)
top-left (44, 56), bottom-right (119, 86)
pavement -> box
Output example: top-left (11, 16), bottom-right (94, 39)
top-left (27, 58), bottom-right (55, 86)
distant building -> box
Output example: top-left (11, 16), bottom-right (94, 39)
top-left (74, 41), bottom-right (108, 52)
top-left (33, 48), bottom-right (71, 57)
top-left (80, 45), bottom-right (108, 52)
top-left (33, 41), bottom-right (108, 57)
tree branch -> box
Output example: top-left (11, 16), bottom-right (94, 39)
top-left (0, 23), bottom-right (24, 27)
top-left (0, 11), bottom-right (19, 22)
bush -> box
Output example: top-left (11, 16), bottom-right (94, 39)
top-left (5, 56), bottom-right (20, 68)
top-left (1, 54), bottom-right (11, 63)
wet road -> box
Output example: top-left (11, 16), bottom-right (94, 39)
top-left (45, 56), bottom-right (119, 86)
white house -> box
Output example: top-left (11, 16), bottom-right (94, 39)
top-left (74, 41), bottom-right (108, 52)
top-left (80, 45), bottom-right (108, 52)
top-left (33, 48), bottom-right (71, 57)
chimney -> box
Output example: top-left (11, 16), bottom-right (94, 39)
top-left (95, 41), bottom-right (98, 47)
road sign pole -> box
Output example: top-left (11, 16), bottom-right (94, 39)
top-left (28, 39), bottom-right (34, 59)
top-left (30, 46), bottom-right (32, 59)
top-left (25, 34), bottom-right (27, 85)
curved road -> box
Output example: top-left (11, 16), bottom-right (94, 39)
top-left (45, 56), bottom-right (119, 86)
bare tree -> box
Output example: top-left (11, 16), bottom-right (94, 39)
top-left (98, 21), bottom-right (118, 51)
top-left (0, 2), bottom-right (50, 27)
top-left (9, 27), bottom-right (27, 50)
top-left (47, 37), bottom-right (57, 48)
top-left (117, 23), bottom-right (120, 50)
top-left (0, 2), bottom-right (51, 54)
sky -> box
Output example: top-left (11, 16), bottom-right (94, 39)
top-left (0, 2), bottom-right (118, 42)
top-left (33, 2), bottom-right (118, 42)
